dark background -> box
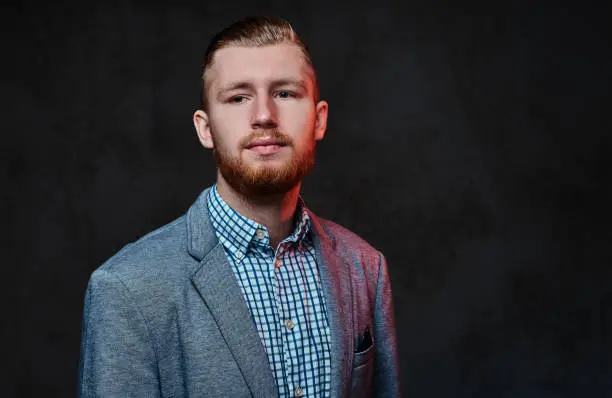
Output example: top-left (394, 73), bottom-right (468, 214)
top-left (4, 1), bottom-right (611, 396)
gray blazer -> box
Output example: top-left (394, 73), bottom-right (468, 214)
top-left (78, 188), bottom-right (401, 397)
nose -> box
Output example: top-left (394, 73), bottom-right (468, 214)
top-left (251, 94), bottom-right (278, 129)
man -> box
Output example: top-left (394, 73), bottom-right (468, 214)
top-left (78, 15), bottom-right (401, 397)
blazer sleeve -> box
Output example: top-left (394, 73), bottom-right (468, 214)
top-left (373, 253), bottom-right (403, 397)
top-left (78, 269), bottom-right (161, 397)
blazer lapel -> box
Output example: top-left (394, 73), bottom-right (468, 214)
top-left (309, 213), bottom-right (355, 398)
top-left (186, 189), bottom-right (277, 397)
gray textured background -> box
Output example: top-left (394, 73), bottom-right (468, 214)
top-left (3, 1), bottom-right (611, 396)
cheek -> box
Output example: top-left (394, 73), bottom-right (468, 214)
top-left (210, 107), bottom-right (245, 137)
top-left (210, 121), bottom-right (239, 152)
top-left (213, 107), bottom-right (243, 129)
top-left (280, 103), bottom-right (316, 135)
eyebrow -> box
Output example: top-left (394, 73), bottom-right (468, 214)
top-left (216, 79), bottom-right (308, 99)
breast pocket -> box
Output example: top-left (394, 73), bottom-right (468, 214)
top-left (351, 342), bottom-right (376, 396)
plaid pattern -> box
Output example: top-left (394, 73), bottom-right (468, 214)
top-left (207, 185), bottom-right (332, 397)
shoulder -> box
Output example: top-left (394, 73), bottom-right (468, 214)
top-left (314, 215), bottom-right (385, 268)
top-left (315, 215), bottom-right (382, 254)
top-left (89, 215), bottom-right (198, 297)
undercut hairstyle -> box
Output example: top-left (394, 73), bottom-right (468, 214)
top-left (200, 15), bottom-right (319, 111)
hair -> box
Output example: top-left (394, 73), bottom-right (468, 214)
top-left (200, 15), bottom-right (319, 111)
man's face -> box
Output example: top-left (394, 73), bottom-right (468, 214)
top-left (194, 42), bottom-right (328, 197)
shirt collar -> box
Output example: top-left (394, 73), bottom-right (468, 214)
top-left (206, 184), bottom-right (311, 258)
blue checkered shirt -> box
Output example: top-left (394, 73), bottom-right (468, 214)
top-left (206, 185), bottom-right (332, 397)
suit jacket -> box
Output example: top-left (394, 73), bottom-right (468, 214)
top-left (78, 188), bottom-right (401, 397)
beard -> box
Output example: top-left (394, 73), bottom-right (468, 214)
top-left (211, 129), bottom-right (315, 198)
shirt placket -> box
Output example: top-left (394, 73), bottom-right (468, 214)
top-left (274, 243), bottom-right (304, 397)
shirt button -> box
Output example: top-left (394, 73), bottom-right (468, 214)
top-left (295, 387), bottom-right (303, 397)
top-left (235, 252), bottom-right (244, 262)
top-left (285, 319), bottom-right (295, 330)
top-left (255, 230), bottom-right (265, 239)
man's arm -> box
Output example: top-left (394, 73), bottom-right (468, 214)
top-left (78, 269), bottom-right (160, 397)
top-left (373, 253), bottom-right (402, 397)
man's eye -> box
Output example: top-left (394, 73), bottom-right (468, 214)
top-left (277, 91), bottom-right (295, 99)
top-left (229, 96), bottom-right (246, 104)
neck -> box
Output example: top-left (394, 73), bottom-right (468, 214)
top-left (216, 174), bottom-right (301, 249)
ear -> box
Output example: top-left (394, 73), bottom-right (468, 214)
top-left (314, 100), bottom-right (328, 141)
top-left (193, 109), bottom-right (214, 149)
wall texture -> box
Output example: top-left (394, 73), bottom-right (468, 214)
top-left (4, 1), bottom-right (611, 396)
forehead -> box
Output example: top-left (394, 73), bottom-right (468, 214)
top-left (207, 42), bottom-right (313, 90)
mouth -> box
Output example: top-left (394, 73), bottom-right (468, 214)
top-left (244, 138), bottom-right (289, 155)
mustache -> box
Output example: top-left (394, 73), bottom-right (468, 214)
top-left (240, 130), bottom-right (292, 149)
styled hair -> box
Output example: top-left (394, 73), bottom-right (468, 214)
top-left (200, 15), bottom-right (319, 110)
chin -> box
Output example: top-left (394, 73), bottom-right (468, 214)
top-left (244, 149), bottom-right (291, 162)
top-left (245, 156), bottom-right (292, 171)
top-left (248, 166), bottom-right (292, 182)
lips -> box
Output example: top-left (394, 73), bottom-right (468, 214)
top-left (246, 143), bottom-right (286, 156)
top-left (244, 136), bottom-right (289, 156)
top-left (244, 138), bottom-right (287, 149)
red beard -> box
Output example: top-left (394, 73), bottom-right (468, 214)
top-left (211, 129), bottom-right (315, 197)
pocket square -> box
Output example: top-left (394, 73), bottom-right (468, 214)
top-left (355, 327), bottom-right (373, 352)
